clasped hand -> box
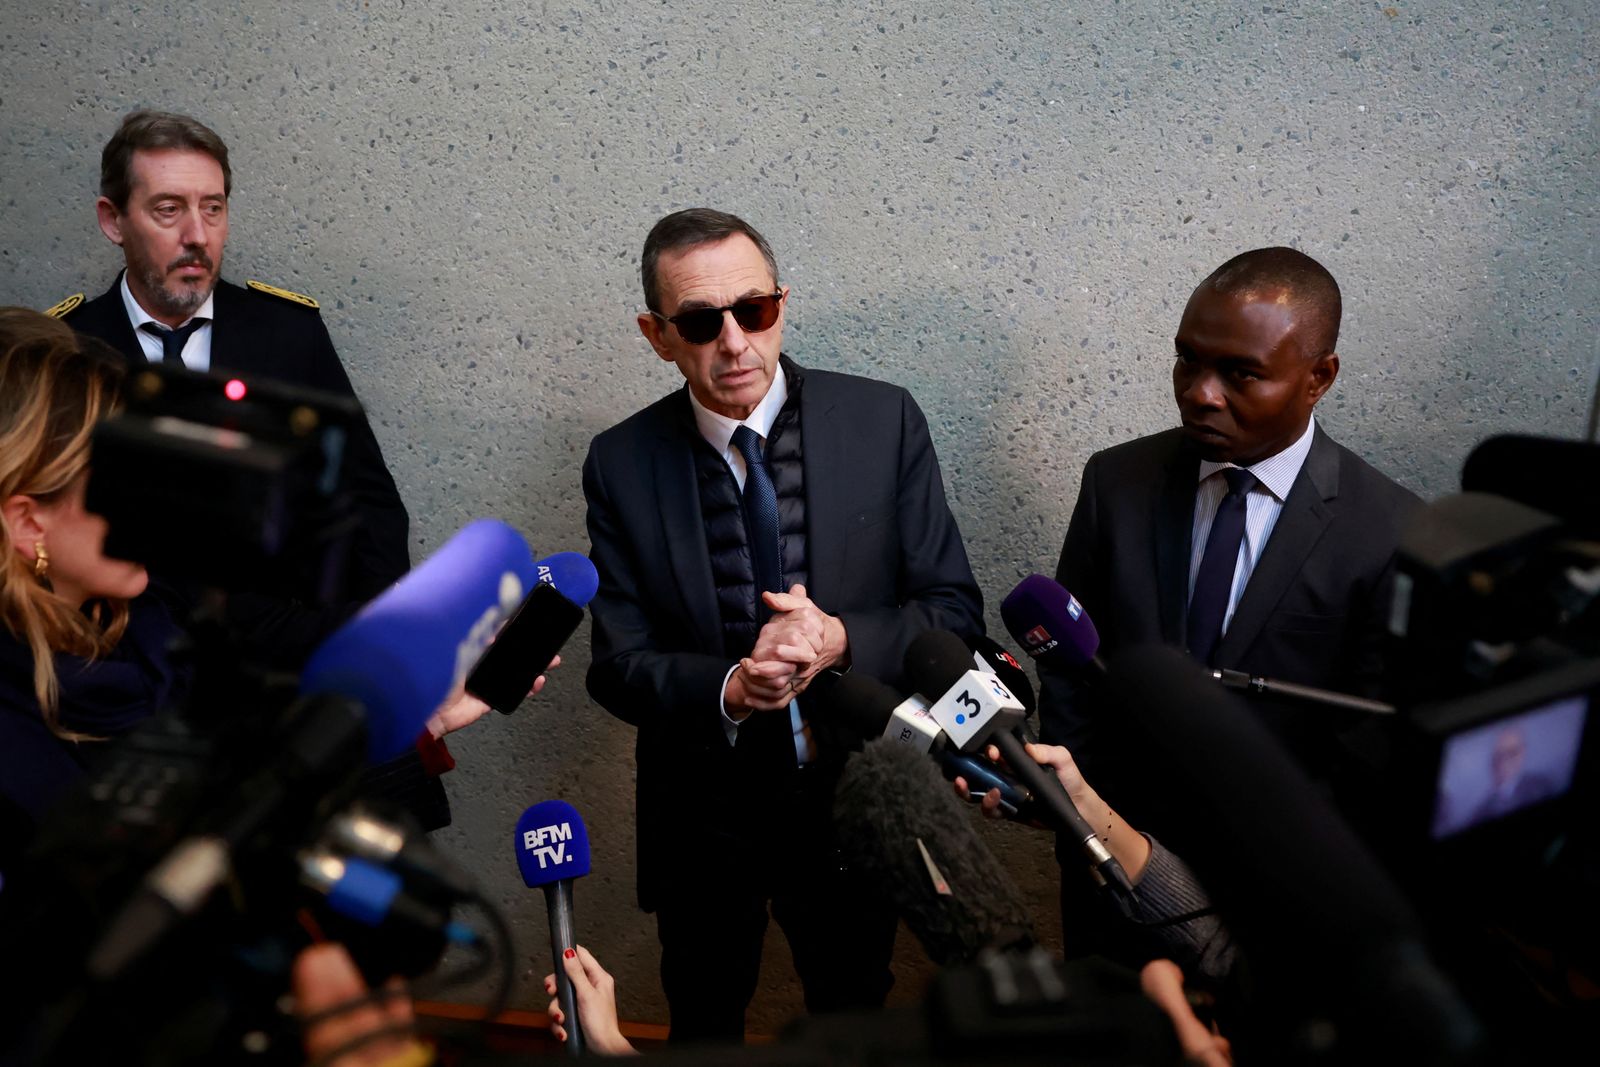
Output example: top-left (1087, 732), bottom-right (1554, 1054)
top-left (726, 584), bottom-right (848, 714)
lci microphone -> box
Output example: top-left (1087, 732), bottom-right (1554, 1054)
top-left (515, 800), bottom-right (592, 1057)
top-left (1000, 574), bottom-right (1105, 677)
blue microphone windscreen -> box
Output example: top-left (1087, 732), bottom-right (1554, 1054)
top-left (1000, 574), bottom-right (1101, 669)
top-left (534, 551), bottom-right (600, 608)
top-left (515, 799), bottom-right (592, 888)
top-left (301, 519), bottom-right (537, 763)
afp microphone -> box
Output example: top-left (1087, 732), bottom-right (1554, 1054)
top-left (904, 631), bottom-right (1134, 896)
top-left (468, 551), bottom-right (599, 715)
top-left (515, 800), bottom-right (592, 1057)
top-left (302, 518), bottom-right (540, 760)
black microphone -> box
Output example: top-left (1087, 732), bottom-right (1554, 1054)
top-left (1099, 645), bottom-right (1485, 1061)
top-left (1209, 668), bottom-right (1396, 715)
top-left (903, 631), bottom-right (1135, 897)
top-left (832, 736), bottom-right (1035, 965)
top-left (828, 673), bottom-right (1036, 819)
top-left (966, 633), bottom-right (1038, 716)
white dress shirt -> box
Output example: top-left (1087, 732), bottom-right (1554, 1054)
top-left (688, 373), bottom-right (815, 764)
top-left (120, 273), bottom-right (215, 371)
top-left (1187, 416), bottom-right (1318, 638)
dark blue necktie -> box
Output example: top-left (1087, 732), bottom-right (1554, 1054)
top-left (140, 318), bottom-right (208, 365)
top-left (1186, 467), bottom-right (1257, 666)
top-left (731, 425), bottom-right (783, 622)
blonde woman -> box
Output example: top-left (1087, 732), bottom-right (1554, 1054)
top-left (0, 307), bottom-right (185, 856)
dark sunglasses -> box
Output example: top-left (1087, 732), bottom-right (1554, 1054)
top-left (655, 291), bottom-right (784, 345)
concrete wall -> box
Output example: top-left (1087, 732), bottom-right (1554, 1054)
top-left (3, 0), bottom-right (1595, 1033)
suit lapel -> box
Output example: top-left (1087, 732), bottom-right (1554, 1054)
top-left (208, 280), bottom-right (266, 376)
top-left (653, 395), bottom-right (722, 652)
top-left (79, 273), bottom-right (147, 362)
top-left (1154, 444), bottom-right (1198, 646)
top-left (798, 368), bottom-right (846, 609)
top-left (1215, 425), bottom-right (1340, 662)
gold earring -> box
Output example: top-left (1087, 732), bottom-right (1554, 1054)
top-left (33, 542), bottom-right (49, 580)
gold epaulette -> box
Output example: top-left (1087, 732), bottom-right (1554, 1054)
top-left (246, 279), bottom-right (320, 309)
top-left (44, 293), bottom-right (84, 319)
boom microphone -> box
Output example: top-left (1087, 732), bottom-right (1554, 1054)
top-left (833, 737), bottom-right (1034, 965)
top-left (904, 631), bottom-right (1134, 896)
top-left (515, 800), bottom-right (592, 1057)
top-left (302, 519), bottom-right (539, 761)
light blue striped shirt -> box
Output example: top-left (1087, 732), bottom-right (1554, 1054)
top-left (1188, 417), bottom-right (1318, 637)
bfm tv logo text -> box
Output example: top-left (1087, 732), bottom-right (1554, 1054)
top-left (523, 822), bottom-right (573, 868)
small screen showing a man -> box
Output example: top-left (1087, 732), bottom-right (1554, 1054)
top-left (1431, 695), bottom-right (1588, 839)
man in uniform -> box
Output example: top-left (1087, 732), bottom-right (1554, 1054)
top-left (47, 109), bottom-right (410, 661)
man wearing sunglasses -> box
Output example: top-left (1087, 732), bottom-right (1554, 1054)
top-left (583, 208), bottom-right (983, 1043)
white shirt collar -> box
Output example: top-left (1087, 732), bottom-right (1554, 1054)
top-left (1197, 414), bottom-right (1317, 502)
top-left (688, 366), bottom-right (789, 454)
top-left (119, 271), bottom-right (214, 332)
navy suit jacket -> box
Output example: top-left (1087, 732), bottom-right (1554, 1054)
top-left (583, 359), bottom-right (983, 909)
top-left (1038, 424), bottom-right (1421, 773)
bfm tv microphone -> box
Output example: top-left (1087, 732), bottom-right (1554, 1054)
top-left (302, 518), bottom-right (540, 761)
top-left (1005, 573), bottom-right (1393, 715)
top-left (829, 673), bottom-right (1035, 818)
top-left (833, 736), bottom-right (1035, 966)
top-left (904, 631), bottom-right (1135, 897)
top-left (516, 800), bottom-right (592, 1057)
top-left (467, 551), bottom-right (600, 715)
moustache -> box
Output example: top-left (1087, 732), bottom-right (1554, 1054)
top-left (167, 254), bottom-right (214, 273)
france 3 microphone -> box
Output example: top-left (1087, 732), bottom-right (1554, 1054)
top-left (830, 673), bottom-right (1036, 819)
top-left (467, 550), bottom-right (599, 714)
top-left (516, 800), bottom-right (592, 1057)
top-left (89, 520), bottom-right (540, 980)
top-left (903, 630), bottom-right (1135, 896)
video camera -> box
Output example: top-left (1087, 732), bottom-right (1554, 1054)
top-left (1, 365), bottom-right (511, 1066)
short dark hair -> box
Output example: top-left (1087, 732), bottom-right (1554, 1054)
top-left (640, 208), bottom-right (779, 313)
top-left (100, 109), bottom-right (232, 210)
top-left (1201, 247), bottom-right (1342, 359)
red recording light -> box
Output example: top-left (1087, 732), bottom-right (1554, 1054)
top-left (224, 379), bottom-right (248, 401)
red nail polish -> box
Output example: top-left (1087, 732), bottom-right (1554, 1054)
top-left (564, 948), bottom-right (576, 959)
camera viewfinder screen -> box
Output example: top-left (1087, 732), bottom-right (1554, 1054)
top-left (1431, 695), bottom-right (1587, 839)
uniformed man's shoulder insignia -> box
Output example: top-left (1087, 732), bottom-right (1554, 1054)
top-left (246, 279), bottom-right (320, 309)
top-left (44, 293), bottom-right (84, 319)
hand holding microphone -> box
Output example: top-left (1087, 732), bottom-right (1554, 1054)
top-left (952, 739), bottom-right (1152, 883)
top-left (515, 800), bottom-right (593, 1057)
top-left (542, 945), bottom-right (638, 1056)
top-left (905, 630), bottom-right (1136, 896)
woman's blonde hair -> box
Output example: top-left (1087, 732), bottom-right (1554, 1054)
top-left (0, 307), bottom-right (129, 739)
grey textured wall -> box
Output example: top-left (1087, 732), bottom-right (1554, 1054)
top-left (4, 0), bottom-right (1596, 1033)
